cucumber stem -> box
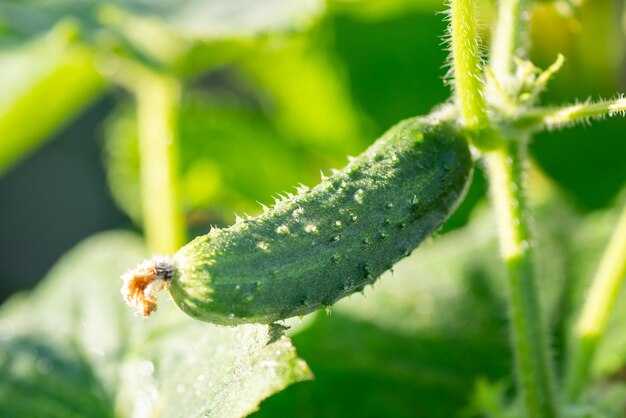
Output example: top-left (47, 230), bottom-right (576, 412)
top-left (449, 0), bottom-right (496, 150)
top-left (484, 141), bottom-right (558, 418)
top-left (135, 71), bottom-right (186, 254)
top-left (484, 0), bottom-right (559, 415)
top-left (450, 0), bottom-right (488, 130)
top-left (513, 97), bottom-right (626, 131)
top-left (564, 201), bottom-right (626, 402)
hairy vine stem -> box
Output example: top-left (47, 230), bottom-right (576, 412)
top-left (484, 142), bottom-right (558, 418)
top-left (514, 96), bottom-right (626, 131)
top-left (451, 0), bottom-right (558, 416)
top-left (450, 0), bottom-right (488, 129)
top-left (565, 201), bottom-right (626, 401)
top-left (487, 0), bottom-right (559, 415)
top-left (449, 0), bottom-right (497, 150)
top-left (488, 0), bottom-right (560, 414)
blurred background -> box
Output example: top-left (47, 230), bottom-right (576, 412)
top-left (1, 1), bottom-right (626, 417)
top-left (1, 0), bottom-right (624, 304)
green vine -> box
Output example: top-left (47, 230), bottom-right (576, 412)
top-left (515, 96), bottom-right (626, 130)
top-left (450, 0), bottom-right (503, 151)
top-left (450, 0), bottom-right (491, 148)
top-left (451, 0), bottom-right (558, 416)
top-left (110, 58), bottom-right (187, 254)
top-left (565, 201), bottom-right (626, 401)
top-left (135, 71), bottom-right (186, 254)
top-left (483, 142), bottom-right (558, 418)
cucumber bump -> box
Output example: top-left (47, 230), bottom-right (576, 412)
top-left (121, 111), bottom-right (473, 324)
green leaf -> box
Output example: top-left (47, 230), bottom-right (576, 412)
top-left (0, 231), bottom-right (311, 418)
top-left (0, 337), bottom-right (113, 418)
top-left (557, 383), bottom-right (626, 418)
top-left (0, 0), bottom-right (324, 43)
top-left (0, 0), bottom-right (325, 86)
top-left (0, 21), bottom-right (104, 175)
top-left (327, 0), bottom-right (442, 20)
top-left (126, 0), bottom-right (324, 39)
top-left (238, 30), bottom-right (364, 157)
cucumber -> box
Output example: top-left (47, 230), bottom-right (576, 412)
top-left (122, 111), bottom-right (473, 325)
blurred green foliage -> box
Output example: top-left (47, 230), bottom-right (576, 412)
top-left (1, 0), bottom-right (626, 416)
top-left (0, 22), bottom-right (103, 174)
top-left (529, 0), bottom-right (626, 209)
top-left (104, 95), bottom-right (325, 225)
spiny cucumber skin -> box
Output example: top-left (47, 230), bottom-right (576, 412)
top-left (170, 114), bottom-right (473, 325)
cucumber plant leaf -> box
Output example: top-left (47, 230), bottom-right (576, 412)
top-left (238, 30), bottom-right (364, 157)
top-left (0, 0), bottom-right (325, 174)
top-left (327, 0), bottom-right (443, 20)
top-left (0, 21), bottom-right (104, 175)
top-left (123, 0), bottom-right (324, 39)
top-left (0, 231), bottom-right (311, 418)
top-left (0, 0), bottom-right (324, 41)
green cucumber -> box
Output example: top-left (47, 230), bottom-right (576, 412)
top-left (122, 111), bottom-right (473, 325)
